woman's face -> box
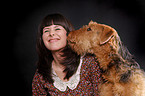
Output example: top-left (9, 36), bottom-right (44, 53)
top-left (42, 25), bottom-right (67, 51)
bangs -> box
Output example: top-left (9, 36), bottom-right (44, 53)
top-left (39, 13), bottom-right (74, 35)
top-left (53, 18), bottom-right (68, 31)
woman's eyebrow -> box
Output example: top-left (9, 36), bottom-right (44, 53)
top-left (43, 28), bottom-right (50, 32)
top-left (44, 28), bottom-right (50, 29)
top-left (54, 25), bottom-right (60, 28)
top-left (43, 28), bottom-right (50, 31)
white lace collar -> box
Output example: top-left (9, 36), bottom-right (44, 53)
top-left (52, 56), bottom-right (83, 92)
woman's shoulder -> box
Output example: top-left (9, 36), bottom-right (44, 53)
top-left (32, 69), bottom-right (44, 83)
top-left (82, 53), bottom-right (99, 65)
top-left (81, 54), bottom-right (100, 71)
top-left (81, 53), bottom-right (102, 82)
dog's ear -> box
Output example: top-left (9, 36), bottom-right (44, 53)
top-left (99, 25), bottom-right (115, 45)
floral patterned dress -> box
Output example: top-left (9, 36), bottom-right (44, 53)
top-left (32, 54), bottom-right (102, 96)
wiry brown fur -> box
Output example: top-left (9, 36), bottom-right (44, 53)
top-left (67, 21), bottom-right (145, 96)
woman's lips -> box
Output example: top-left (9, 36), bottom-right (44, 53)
top-left (48, 38), bottom-right (60, 43)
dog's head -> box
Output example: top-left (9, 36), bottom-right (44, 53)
top-left (67, 21), bottom-right (119, 55)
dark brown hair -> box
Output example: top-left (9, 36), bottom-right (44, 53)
top-left (36, 13), bottom-right (80, 83)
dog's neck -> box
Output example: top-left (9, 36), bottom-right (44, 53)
top-left (92, 43), bottom-right (115, 70)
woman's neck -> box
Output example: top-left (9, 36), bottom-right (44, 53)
top-left (51, 50), bottom-right (65, 70)
top-left (51, 50), bottom-right (68, 82)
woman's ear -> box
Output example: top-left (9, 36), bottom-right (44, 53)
top-left (99, 25), bottom-right (115, 45)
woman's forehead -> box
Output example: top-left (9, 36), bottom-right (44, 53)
top-left (44, 25), bottom-right (63, 29)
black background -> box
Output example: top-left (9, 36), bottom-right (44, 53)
top-left (9, 0), bottom-right (145, 95)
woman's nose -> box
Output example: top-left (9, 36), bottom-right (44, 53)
top-left (49, 31), bottom-right (55, 36)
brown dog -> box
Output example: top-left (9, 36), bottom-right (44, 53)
top-left (67, 21), bottom-right (145, 96)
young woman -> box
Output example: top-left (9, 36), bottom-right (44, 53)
top-left (32, 13), bottom-right (102, 95)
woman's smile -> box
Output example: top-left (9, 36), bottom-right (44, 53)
top-left (48, 38), bottom-right (60, 43)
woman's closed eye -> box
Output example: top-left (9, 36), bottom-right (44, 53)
top-left (44, 30), bottom-right (50, 33)
top-left (55, 28), bottom-right (61, 31)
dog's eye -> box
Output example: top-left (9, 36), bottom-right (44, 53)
top-left (87, 28), bottom-right (92, 31)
